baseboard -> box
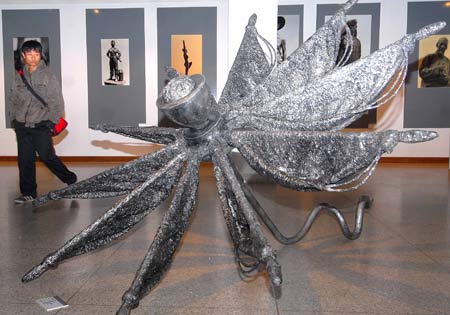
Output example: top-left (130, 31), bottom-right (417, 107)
top-left (0, 156), bottom-right (448, 164)
top-left (0, 156), bottom-right (137, 162)
top-left (379, 157), bottom-right (449, 164)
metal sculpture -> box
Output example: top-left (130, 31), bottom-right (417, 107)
top-left (22, 1), bottom-right (445, 314)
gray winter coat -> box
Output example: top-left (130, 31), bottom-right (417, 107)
top-left (9, 60), bottom-right (64, 127)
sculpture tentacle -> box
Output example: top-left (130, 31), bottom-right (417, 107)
top-left (93, 124), bottom-right (184, 144)
top-left (22, 152), bottom-right (186, 283)
top-left (214, 158), bottom-right (253, 256)
top-left (213, 148), bottom-right (282, 291)
top-left (117, 156), bottom-right (200, 315)
top-left (33, 144), bottom-right (183, 205)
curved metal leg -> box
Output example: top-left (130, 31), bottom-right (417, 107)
top-left (242, 179), bottom-right (371, 244)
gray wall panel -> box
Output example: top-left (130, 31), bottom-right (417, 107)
top-left (86, 8), bottom-right (145, 127)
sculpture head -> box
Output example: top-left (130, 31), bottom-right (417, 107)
top-left (347, 19), bottom-right (357, 37)
top-left (110, 40), bottom-right (116, 47)
top-left (436, 37), bottom-right (448, 56)
top-left (277, 16), bottom-right (286, 31)
top-left (156, 74), bottom-right (218, 130)
top-left (21, 40), bottom-right (43, 70)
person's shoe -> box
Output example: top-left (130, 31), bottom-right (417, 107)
top-left (14, 195), bottom-right (35, 204)
top-left (66, 174), bottom-right (78, 186)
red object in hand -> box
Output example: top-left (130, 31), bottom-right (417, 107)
top-left (53, 117), bottom-right (68, 136)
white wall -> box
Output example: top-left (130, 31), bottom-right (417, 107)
top-left (0, 0), bottom-right (228, 156)
top-left (0, 0), bottom-right (448, 158)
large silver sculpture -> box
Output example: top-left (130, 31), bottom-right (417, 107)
top-left (22, 1), bottom-right (445, 314)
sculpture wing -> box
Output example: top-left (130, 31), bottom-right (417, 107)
top-left (228, 129), bottom-right (437, 192)
top-left (234, 0), bottom-right (357, 109)
top-left (217, 14), bottom-right (273, 109)
top-left (225, 22), bottom-right (445, 131)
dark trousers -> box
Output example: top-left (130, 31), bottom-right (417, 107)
top-left (14, 121), bottom-right (76, 197)
top-left (109, 60), bottom-right (118, 79)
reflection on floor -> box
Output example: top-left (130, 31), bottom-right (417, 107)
top-left (1, 161), bottom-right (449, 315)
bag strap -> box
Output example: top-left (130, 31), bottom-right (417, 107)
top-left (17, 69), bottom-right (48, 107)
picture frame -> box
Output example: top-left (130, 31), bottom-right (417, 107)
top-left (404, 1), bottom-right (450, 128)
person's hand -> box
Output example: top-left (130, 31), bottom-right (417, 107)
top-left (46, 120), bottom-right (56, 134)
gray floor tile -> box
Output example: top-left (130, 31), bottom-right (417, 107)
top-left (1, 161), bottom-right (449, 315)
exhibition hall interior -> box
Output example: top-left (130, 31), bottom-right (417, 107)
top-left (1, 0), bottom-right (449, 314)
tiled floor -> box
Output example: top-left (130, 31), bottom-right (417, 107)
top-left (1, 159), bottom-right (449, 315)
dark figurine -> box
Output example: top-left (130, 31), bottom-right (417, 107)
top-left (106, 40), bottom-right (122, 81)
top-left (182, 40), bottom-right (193, 75)
top-left (419, 37), bottom-right (450, 87)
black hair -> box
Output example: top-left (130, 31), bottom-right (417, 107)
top-left (277, 16), bottom-right (286, 31)
top-left (347, 19), bottom-right (357, 28)
top-left (21, 40), bottom-right (42, 54)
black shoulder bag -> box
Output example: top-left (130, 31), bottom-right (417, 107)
top-left (17, 69), bottom-right (68, 136)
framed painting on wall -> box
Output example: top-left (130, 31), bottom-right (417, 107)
top-left (101, 38), bottom-right (130, 86)
top-left (171, 34), bottom-right (203, 76)
top-left (404, 1), bottom-right (450, 128)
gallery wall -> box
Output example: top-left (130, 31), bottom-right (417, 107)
top-left (0, 0), bottom-right (448, 159)
top-left (0, 0), bottom-right (229, 157)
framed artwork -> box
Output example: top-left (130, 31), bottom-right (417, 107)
top-left (101, 38), bottom-right (130, 86)
top-left (2, 9), bottom-right (61, 128)
top-left (417, 35), bottom-right (450, 89)
top-left (317, 3), bottom-right (380, 128)
top-left (404, 1), bottom-right (450, 128)
top-left (277, 5), bottom-right (304, 63)
top-left (86, 8), bottom-right (145, 127)
top-left (157, 7), bottom-right (217, 127)
top-left (171, 34), bottom-right (203, 76)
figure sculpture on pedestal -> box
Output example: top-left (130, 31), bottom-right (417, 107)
top-left (106, 40), bottom-right (122, 81)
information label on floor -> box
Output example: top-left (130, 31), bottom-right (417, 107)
top-left (36, 296), bottom-right (69, 312)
